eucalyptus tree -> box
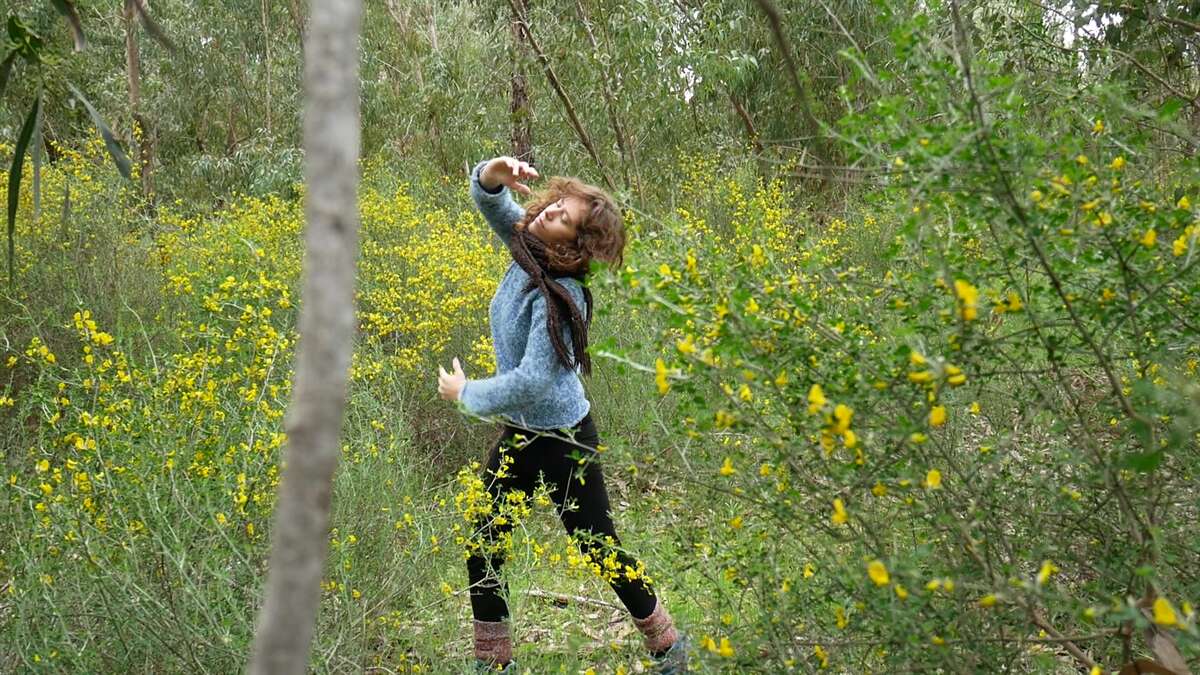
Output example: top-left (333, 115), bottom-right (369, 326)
top-left (250, 0), bottom-right (363, 667)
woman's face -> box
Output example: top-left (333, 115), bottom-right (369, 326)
top-left (528, 196), bottom-right (589, 245)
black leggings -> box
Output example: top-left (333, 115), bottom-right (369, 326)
top-left (465, 413), bottom-right (659, 622)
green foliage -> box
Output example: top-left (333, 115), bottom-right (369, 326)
top-left (2, 0), bottom-right (1198, 672)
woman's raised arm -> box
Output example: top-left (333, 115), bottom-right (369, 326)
top-left (470, 157), bottom-right (539, 247)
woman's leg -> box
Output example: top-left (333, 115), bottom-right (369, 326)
top-left (539, 416), bottom-right (680, 655)
top-left (466, 426), bottom-right (537, 665)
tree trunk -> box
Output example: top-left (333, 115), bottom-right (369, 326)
top-left (729, 91), bottom-right (764, 154)
top-left (124, 0), bottom-right (153, 204)
top-left (262, 0), bottom-right (273, 137)
top-left (510, 0), bottom-right (533, 162)
top-left (247, 0), bottom-right (363, 671)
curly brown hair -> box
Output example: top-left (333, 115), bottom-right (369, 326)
top-left (515, 177), bottom-right (626, 276)
top-left (507, 177), bottom-right (625, 376)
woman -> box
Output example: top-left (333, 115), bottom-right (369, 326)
top-left (437, 156), bottom-right (688, 673)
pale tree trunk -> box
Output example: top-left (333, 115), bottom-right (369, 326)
top-left (248, 0), bottom-right (362, 671)
top-left (510, 0), bottom-right (533, 162)
top-left (124, 0), bottom-right (153, 203)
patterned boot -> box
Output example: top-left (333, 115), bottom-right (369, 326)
top-left (472, 619), bottom-right (515, 672)
top-left (633, 599), bottom-right (688, 674)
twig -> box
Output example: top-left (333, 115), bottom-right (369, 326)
top-left (507, 0), bottom-right (617, 193)
top-left (749, 0), bottom-right (827, 165)
top-left (524, 588), bottom-right (622, 611)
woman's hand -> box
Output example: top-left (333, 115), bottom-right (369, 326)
top-left (480, 156), bottom-right (540, 195)
top-left (438, 357), bottom-right (466, 402)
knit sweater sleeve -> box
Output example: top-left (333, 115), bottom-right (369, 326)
top-left (470, 160), bottom-right (524, 247)
top-left (460, 287), bottom-right (585, 418)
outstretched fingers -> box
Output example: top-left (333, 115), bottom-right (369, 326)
top-left (506, 158), bottom-right (538, 194)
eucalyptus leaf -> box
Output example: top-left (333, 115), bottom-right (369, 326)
top-left (32, 90), bottom-right (44, 222)
top-left (8, 96), bottom-right (39, 285)
top-left (132, 0), bottom-right (176, 51)
top-left (67, 82), bottom-right (133, 180)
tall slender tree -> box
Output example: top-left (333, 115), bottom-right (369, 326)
top-left (248, 0), bottom-right (363, 671)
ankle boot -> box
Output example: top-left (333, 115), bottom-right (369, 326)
top-left (632, 599), bottom-right (680, 655)
top-left (473, 619), bottom-right (513, 668)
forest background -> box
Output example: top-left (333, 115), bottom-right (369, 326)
top-left (1, 0), bottom-right (1199, 672)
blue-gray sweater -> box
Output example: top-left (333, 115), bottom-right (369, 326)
top-left (458, 160), bottom-right (591, 430)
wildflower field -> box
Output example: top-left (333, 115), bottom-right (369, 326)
top-left (4, 117), bottom-right (1199, 673)
top-left (2, 1), bottom-right (1200, 673)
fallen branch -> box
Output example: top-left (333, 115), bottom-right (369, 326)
top-left (524, 588), bottom-right (622, 611)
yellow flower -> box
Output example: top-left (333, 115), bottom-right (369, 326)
top-left (719, 457), bottom-right (736, 477)
top-left (807, 383), bottom-right (827, 414)
top-left (842, 429), bottom-right (858, 449)
top-left (954, 279), bottom-right (979, 321)
top-left (1093, 119), bottom-right (1104, 134)
top-left (831, 498), bottom-right (848, 525)
top-left (1076, 154), bottom-right (1089, 166)
top-left (1178, 195), bottom-right (1192, 210)
top-left (872, 482), bottom-right (887, 497)
top-left (867, 559), bottom-right (890, 586)
top-left (894, 584), bottom-right (909, 600)
top-left (676, 334), bottom-right (696, 355)
top-left (704, 636), bottom-right (734, 657)
top-left (945, 364), bottom-right (967, 386)
top-left (925, 469), bottom-right (942, 489)
top-left (1037, 560), bottom-right (1058, 585)
top-left (979, 594), bottom-right (998, 607)
top-left (655, 358), bottom-right (670, 395)
top-left (1110, 156), bottom-right (1125, 170)
top-left (910, 350), bottom-right (926, 366)
top-left (1141, 229), bottom-right (1157, 247)
top-left (1153, 597), bottom-right (1178, 627)
top-left (929, 406), bottom-right (947, 427)
top-left (1174, 235), bottom-right (1189, 256)
top-left (813, 644), bottom-right (828, 668)
top-left (908, 370), bottom-right (934, 384)
top-left (738, 384), bottom-right (753, 402)
top-left (832, 404), bottom-right (854, 433)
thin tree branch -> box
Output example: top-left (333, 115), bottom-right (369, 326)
top-left (750, 0), bottom-right (827, 165)
top-left (507, 0), bottom-right (617, 193)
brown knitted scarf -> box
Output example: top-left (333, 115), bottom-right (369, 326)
top-left (508, 228), bottom-right (594, 375)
